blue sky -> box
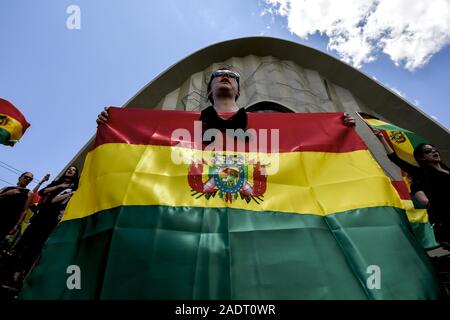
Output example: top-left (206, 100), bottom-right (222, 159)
top-left (1, 0), bottom-right (449, 188)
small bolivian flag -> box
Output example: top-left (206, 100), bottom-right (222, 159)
top-left (361, 114), bottom-right (439, 250)
top-left (21, 108), bottom-right (445, 300)
top-left (0, 98), bottom-right (30, 146)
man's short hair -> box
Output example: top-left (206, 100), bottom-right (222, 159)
top-left (207, 67), bottom-right (240, 104)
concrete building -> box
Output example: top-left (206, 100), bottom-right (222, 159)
top-left (67, 37), bottom-right (449, 180)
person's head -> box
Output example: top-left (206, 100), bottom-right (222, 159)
top-left (61, 165), bottom-right (79, 190)
top-left (413, 143), bottom-right (441, 166)
top-left (207, 68), bottom-right (240, 104)
top-left (18, 172), bottom-right (33, 188)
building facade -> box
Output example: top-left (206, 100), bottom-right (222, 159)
top-left (67, 37), bottom-right (450, 176)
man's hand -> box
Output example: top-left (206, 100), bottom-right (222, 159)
top-left (41, 174), bottom-right (50, 183)
top-left (343, 113), bottom-right (356, 127)
top-left (96, 107), bottom-right (110, 125)
top-left (60, 182), bottom-right (74, 189)
top-left (370, 127), bottom-right (384, 139)
top-left (370, 126), bottom-right (394, 154)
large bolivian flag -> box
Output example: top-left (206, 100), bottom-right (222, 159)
top-left (21, 108), bottom-right (444, 299)
top-left (361, 114), bottom-right (439, 250)
top-left (0, 98), bottom-right (30, 146)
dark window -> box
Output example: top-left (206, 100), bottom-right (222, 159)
top-left (246, 101), bottom-right (294, 113)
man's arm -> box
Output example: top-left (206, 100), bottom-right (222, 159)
top-left (9, 190), bottom-right (34, 234)
top-left (51, 191), bottom-right (73, 204)
top-left (371, 127), bottom-right (421, 175)
top-left (372, 128), bottom-right (395, 154)
top-left (0, 188), bottom-right (20, 199)
top-left (40, 182), bottom-right (69, 195)
top-left (410, 174), bottom-right (430, 207)
top-left (33, 174), bottom-right (50, 193)
top-left (414, 191), bottom-right (429, 207)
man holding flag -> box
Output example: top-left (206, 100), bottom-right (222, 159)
top-left (372, 126), bottom-right (450, 249)
top-left (18, 68), bottom-right (446, 299)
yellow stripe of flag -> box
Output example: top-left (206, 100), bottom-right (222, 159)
top-left (63, 144), bottom-right (403, 221)
top-left (0, 113), bottom-right (24, 141)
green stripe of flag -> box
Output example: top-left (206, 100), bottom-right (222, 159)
top-left (372, 123), bottom-right (414, 133)
top-left (0, 127), bottom-right (13, 146)
top-left (410, 222), bottom-right (440, 250)
top-left (21, 206), bottom-right (445, 300)
top-left (405, 131), bottom-right (427, 148)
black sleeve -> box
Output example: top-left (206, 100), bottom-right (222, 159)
top-left (38, 181), bottom-right (59, 197)
top-left (387, 153), bottom-right (420, 176)
top-left (410, 175), bottom-right (426, 195)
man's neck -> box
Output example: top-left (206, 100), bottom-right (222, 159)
top-left (213, 98), bottom-right (239, 113)
top-left (429, 162), bottom-right (448, 173)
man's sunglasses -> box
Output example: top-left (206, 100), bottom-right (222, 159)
top-left (211, 70), bottom-right (240, 81)
top-left (422, 148), bottom-right (438, 154)
top-left (23, 176), bottom-right (33, 181)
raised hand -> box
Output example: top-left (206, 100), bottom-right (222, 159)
top-left (370, 126), bottom-right (384, 139)
top-left (343, 113), bottom-right (356, 127)
top-left (60, 182), bottom-right (73, 189)
top-left (96, 106), bottom-right (110, 125)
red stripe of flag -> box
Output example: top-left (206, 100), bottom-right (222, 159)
top-left (0, 98), bottom-right (30, 134)
top-left (93, 107), bottom-right (367, 153)
top-left (391, 180), bottom-right (411, 200)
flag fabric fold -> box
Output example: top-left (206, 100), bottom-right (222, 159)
top-left (21, 108), bottom-right (443, 299)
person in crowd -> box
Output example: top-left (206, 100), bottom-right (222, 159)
top-left (28, 173), bottom-right (50, 215)
top-left (97, 67), bottom-right (356, 128)
top-left (17, 174), bottom-right (51, 236)
top-left (9, 166), bottom-right (79, 287)
top-left (3, 174), bottom-right (52, 251)
top-left (0, 172), bottom-right (34, 244)
top-left (373, 128), bottom-right (450, 248)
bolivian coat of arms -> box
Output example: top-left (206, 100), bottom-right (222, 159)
top-left (389, 131), bottom-right (407, 144)
top-left (188, 153), bottom-right (267, 204)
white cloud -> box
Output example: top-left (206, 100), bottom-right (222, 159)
top-left (431, 115), bottom-right (439, 121)
top-left (263, 0), bottom-right (450, 71)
